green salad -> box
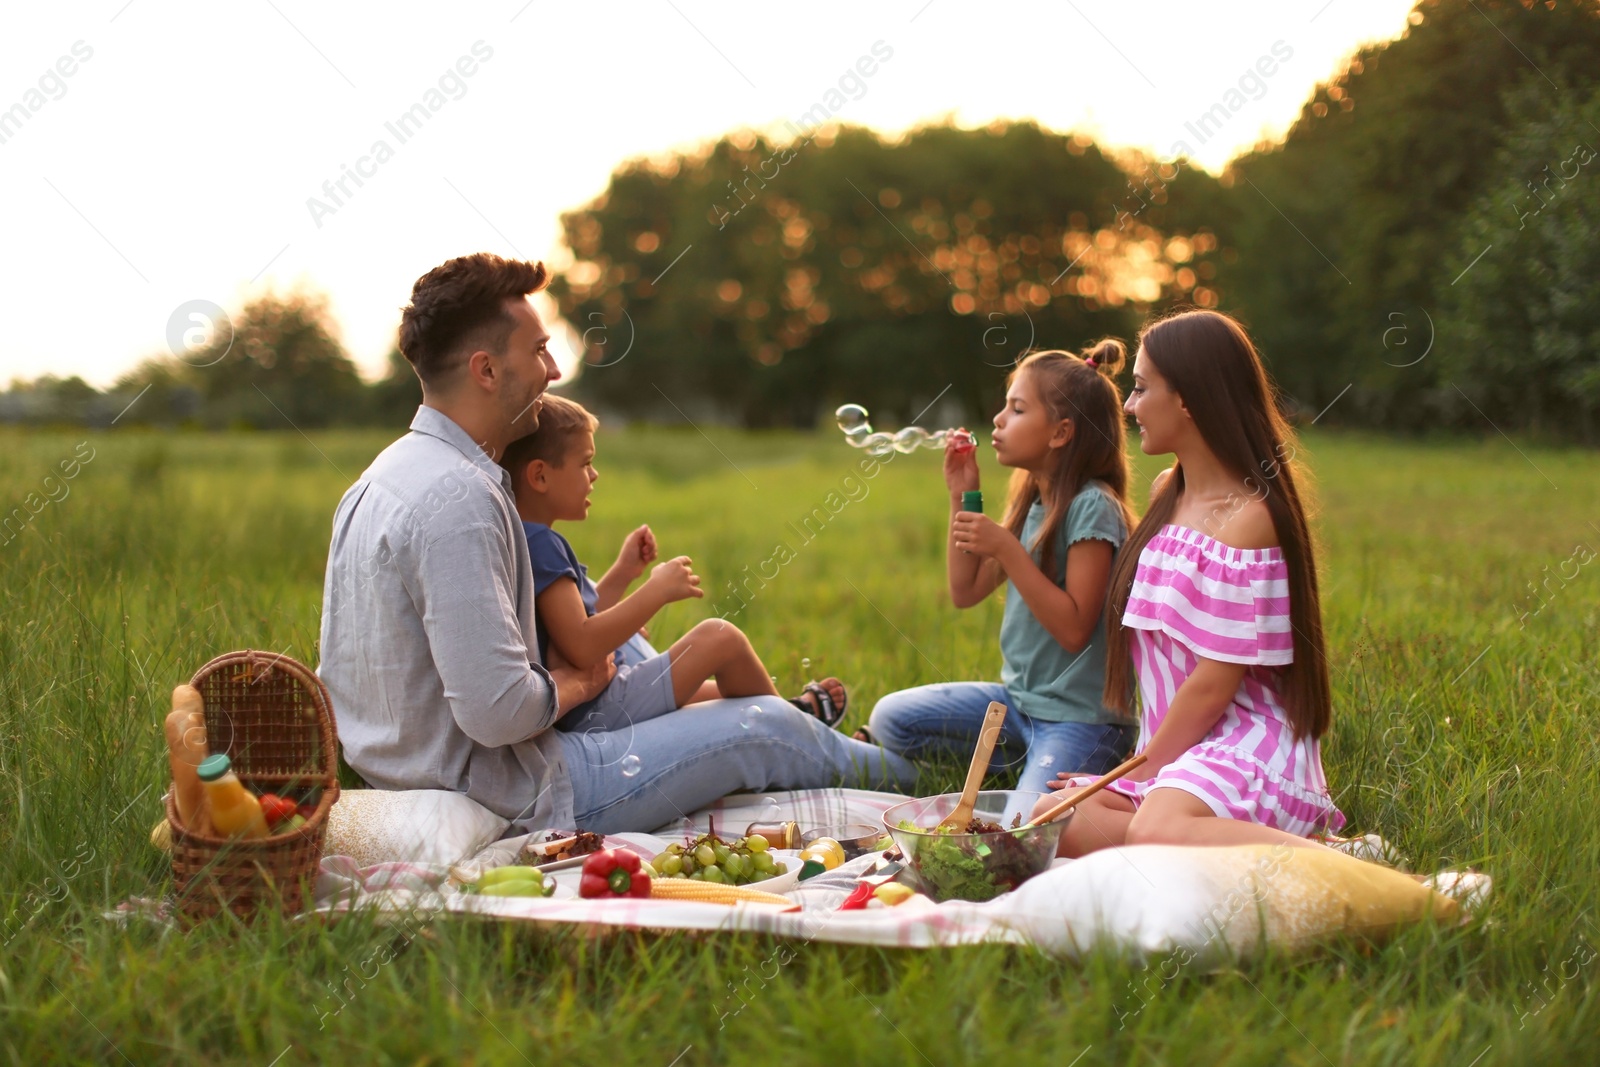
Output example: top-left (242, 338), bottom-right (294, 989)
top-left (895, 818), bottom-right (1050, 903)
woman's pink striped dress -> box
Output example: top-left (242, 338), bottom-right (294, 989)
top-left (1081, 524), bottom-right (1344, 836)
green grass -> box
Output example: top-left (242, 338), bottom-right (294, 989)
top-left (1, 424), bottom-right (1598, 1065)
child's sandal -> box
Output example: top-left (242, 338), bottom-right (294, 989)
top-left (1422, 870), bottom-right (1493, 914)
top-left (790, 680), bottom-right (847, 728)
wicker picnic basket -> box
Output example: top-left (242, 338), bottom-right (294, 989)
top-left (166, 650), bottom-right (340, 921)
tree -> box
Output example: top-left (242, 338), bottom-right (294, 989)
top-left (1220, 0), bottom-right (1600, 426)
top-left (182, 290), bottom-right (368, 430)
top-left (367, 347), bottom-right (422, 428)
top-left (549, 122), bottom-right (1228, 427)
top-left (108, 359), bottom-right (202, 427)
top-left (0, 375), bottom-right (100, 425)
top-left (1437, 80), bottom-right (1600, 440)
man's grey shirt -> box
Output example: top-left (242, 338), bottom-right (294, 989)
top-left (317, 405), bottom-right (573, 831)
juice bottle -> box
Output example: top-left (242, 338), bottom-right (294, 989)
top-left (196, 754), bottom-right (269, 840)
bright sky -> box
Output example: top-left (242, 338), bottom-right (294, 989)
top-left (1, 0), bottom-right (1417, 388)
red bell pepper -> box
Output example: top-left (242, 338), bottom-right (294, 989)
top-left (838, 881), bottom-right (876, 911)
top-left (579, 848), bottom-right (651, 899)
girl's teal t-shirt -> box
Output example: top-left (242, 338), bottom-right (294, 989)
top-left (998, 481), bottom-right (1133, 724)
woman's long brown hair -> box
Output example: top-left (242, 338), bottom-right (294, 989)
top-left (1102, 310), bottom-right (1332, 740)
top-left (1000, 340), bottom-right (1135, 580)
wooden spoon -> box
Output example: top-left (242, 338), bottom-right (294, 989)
top-left (938, 701), bottom-right (1009, 830)
top-left (1020, 752), bottom-right (1149, 830)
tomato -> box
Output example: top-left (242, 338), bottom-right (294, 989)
top-left (258, 793), bottom-right (296, 828)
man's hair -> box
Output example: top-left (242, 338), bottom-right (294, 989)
top-left (501, 394), bottom-right (599, 488)
top-left (398, 253), bottom-right (549, 386)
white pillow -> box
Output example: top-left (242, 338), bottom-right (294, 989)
top-left (324, 789), bottom-right (510, 867)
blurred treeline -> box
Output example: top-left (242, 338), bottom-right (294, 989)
top-left (1, 291), bottom-right (421, 432)
top-left (9, 0), bottom-right (1600, 440)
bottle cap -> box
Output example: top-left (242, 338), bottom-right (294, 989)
top-left (197, 754), bottom-right (232, 782)
top-left (961, 490), bottom-right (983, 514)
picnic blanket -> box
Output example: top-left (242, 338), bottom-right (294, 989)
top-left (310, 788), bottom-right (1482, 963)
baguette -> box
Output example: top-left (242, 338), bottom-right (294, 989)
top-left (164, 685), bottom-right (211, 834)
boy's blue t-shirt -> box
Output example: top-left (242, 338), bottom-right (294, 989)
top-left (998, 481), bottom-right (1134, 725)
top-left (522, 522), bottom-right (653, 667)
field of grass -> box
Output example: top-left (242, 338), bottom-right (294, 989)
top-left (1, 423), bottom-right (1597, 1065)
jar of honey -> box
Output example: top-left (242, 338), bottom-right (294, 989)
top-left (743, 820), bottom-right (799, 850)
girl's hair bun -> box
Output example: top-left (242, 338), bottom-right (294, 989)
top-left (1083, 338), bottom-right (1126, 376)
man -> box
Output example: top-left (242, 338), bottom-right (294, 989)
top-left (319, 253), bottom-right (915, 833)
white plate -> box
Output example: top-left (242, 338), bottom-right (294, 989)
top-left (525, 852), bottom-right (594, 874)
top-left (747, 849), bottom-right (802, 893)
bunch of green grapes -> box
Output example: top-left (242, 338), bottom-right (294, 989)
top-left (652, 831), bottom-right (789, 886)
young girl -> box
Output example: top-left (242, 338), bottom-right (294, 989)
top-left (1040, 309), bottom-right (1346, 854)
top-left (863, 341), bottom-right (1139, 793)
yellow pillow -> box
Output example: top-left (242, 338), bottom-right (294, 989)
top-left (1231, 844), bottom-right (1459, 951)
top-left (1002, 843), bottom-right (1461, 962)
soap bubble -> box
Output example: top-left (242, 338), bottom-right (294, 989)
top-left (892, 426), bottom-right (930, 453)
top-left (835, 401), bottom-right (978, 456)
top-left (620, 754), bottom-right (642, 778)
top-left (863, 433), bottom-right (896, 457)
top-left (835, 403), bottom-right (871, 434)
top-left (739, 703), bottom-right (764, 730)
top-left (759, 796), bottom-right (783, 822)
top-left (801, 657), bottom-right (811, 672)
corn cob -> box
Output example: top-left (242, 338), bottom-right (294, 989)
top-left (648, 880), bottom-right (796, 908)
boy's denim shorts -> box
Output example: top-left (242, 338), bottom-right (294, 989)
top-left (556, 650), bottom-right (677, 735)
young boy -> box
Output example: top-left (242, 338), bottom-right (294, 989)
top-left (500, 394), bottom-right (849, 733)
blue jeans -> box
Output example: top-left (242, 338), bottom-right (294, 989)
top-left (867, 682), bottom-right (1135, 796)
top-left (558, 694), bottom-right (919, 834)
